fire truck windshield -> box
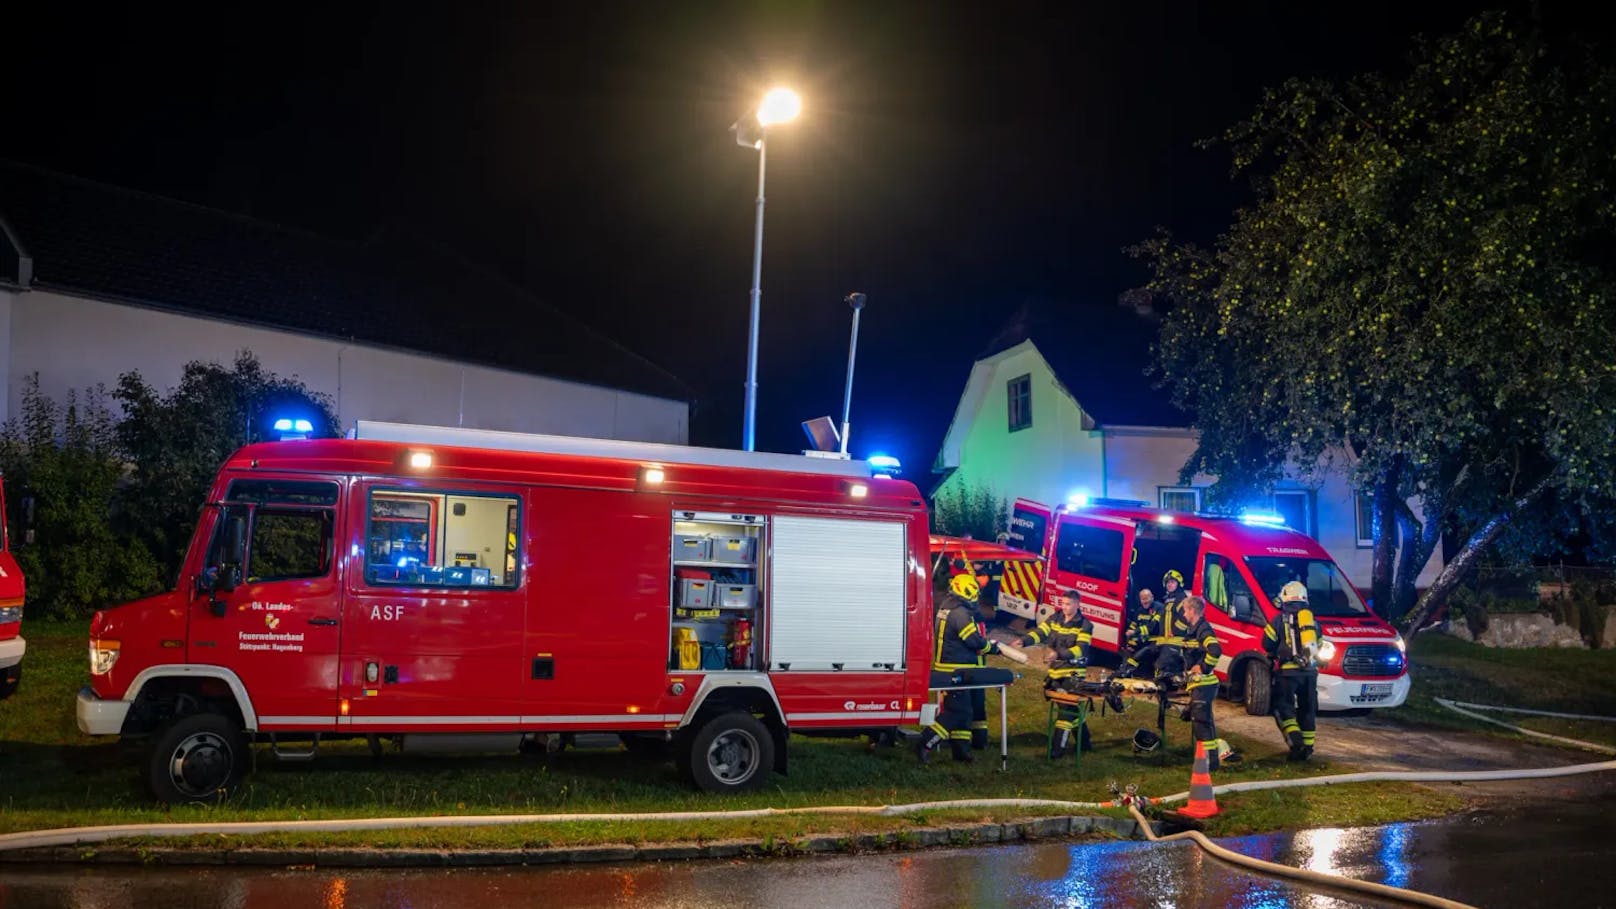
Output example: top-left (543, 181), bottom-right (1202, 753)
top-left (1244, 556), bottom-right (1369, 617)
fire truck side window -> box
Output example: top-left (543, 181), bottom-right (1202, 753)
top-left (247, 510), bottom-right (333, 582)
top-left (365, 489), bottom-right (520, 589)
top-left (1053, 523), bottom-right (1123, 582)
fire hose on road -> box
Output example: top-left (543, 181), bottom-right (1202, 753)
top-left (0, 697), bottom-right (1612, 909)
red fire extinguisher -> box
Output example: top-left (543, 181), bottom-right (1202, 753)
top-left (730, 618), bottom-right (752, 669)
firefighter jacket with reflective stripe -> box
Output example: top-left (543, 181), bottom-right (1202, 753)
top-left (1263, 605), bottom-right (1320, 674)
top-left (1181, 615), bottom-right (1222, 689)
top-left (1018, 613), bottom-right (1093, 679)
top-left (933, 595), bottom-right (994, 670)
top-left (1129, 592), bottom-right (1191, 648)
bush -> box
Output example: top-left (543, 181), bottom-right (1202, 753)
top-left (0, 378), bottom-right (162, 620)
top-left (931, 483), bottom-right (1008, 542)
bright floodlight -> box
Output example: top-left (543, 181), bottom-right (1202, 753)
top-left (757, 88), bottom-right (802, 126)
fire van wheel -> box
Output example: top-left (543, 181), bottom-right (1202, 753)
top-left (0, 667), bottom-right (18, 700)
top-left (1243, 660), bottom-right (1272, 717)
top-left (147, 713), bottom-right (247, 803)
top-left (686, 712), bottom-right (774, 793)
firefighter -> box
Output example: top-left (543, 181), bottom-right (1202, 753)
top-left (1017, 586), bottom-right (1094, 758)
top-left (1178, 594), bottom-right (1230, 771)
top-left (1265, 580), bottom-right (1321, 761)
top-left (1161, 569), bottom-right (1187, 609)
top-left (918, 574), bottom-right (1001, 764)
top-left (1122, 571), bottom-right (1188, 679)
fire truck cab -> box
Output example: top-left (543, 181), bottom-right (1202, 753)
top-left (77, 422), bottom-right (934, 801)
top-left (1007, 498), bottom-right (1410, 714)
top-left (0, 476), bottom-right (24, 699)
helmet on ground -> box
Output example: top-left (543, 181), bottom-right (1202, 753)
top-left (949, 574), bottom-right (981, 602)
top-left (1162, 569), bottom-right (1185, 588)
top-left (1216, 738), bottom-right (1235, 762)
top-left (1279, 581), bottom-right (1309, 604)
top-left (1132, 728), bottom-right (1161, 754)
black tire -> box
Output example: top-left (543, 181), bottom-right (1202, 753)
top-left (1243, 660), bottom-right (1273, 717)
top-left (147, 713), bottom-right (247, 803)
top-left (684, 711), bottom-right (774, 793)
top-left (0, 666), bottom-right (19, 700)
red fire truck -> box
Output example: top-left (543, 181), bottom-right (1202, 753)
top-left (77, 422), bottom-right (934, 801)
top-left (0, 476), bottom-right (25, 699)
top-left (1006, 498), bottom-right (1410, 715)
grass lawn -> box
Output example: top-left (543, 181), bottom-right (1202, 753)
top-left (1382, 632), bottom-right (1616, 750)
top-left (0, 621), bottom-right (1485, 853)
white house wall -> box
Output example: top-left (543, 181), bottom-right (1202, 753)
top-left (4, 288), bottom-right (688, 443)
top-left (935, 344), bottom-right (1103, 512)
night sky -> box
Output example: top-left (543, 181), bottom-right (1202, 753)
top-left (3, 1), bottom-right (1596, 480)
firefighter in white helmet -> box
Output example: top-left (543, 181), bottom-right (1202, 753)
top-left (1264, 580), bottom-right (1322, 761)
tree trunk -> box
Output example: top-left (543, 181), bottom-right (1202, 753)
top-left (1398, 475), bottom-right (1556, 632)
top-left (1390, 498), bottom-right (1442, 624)
top-left (1370, 467), bottom-right (1399, 616)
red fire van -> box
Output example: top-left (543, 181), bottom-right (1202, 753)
top-left (0, 477), bottom-right (25, 699)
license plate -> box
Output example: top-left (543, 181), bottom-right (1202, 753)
top-left (1361, 683), bottom-right (1393, 697)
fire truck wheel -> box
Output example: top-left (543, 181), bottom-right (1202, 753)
top-left (1243, 660), bottom-right (1272, 716)
top-left (686, 712), bottom-right (774, 793)
top-left (147, 713), bottom-right (247, 803)
top-left (0, 666), bottom-right (18, 700)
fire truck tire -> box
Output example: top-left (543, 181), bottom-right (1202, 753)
top-left (1243, 660), bottom-right (1272, 716)
top-left (685, 711), bottom-right (774, 793)
top-left (147, 713), bottom-right (247, 804)
top-left (0, 666), bottom-right (18, 700)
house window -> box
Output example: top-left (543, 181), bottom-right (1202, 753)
top-left (366, 489), bottom-right (521, 588)
top-left (1272, 490), bottom-right (1316, 538)
top-left (1356, 492), bottom-right (1375, 548)
top-left (1007, 374), bottom-right (1032, 432)
top-left (1159, 487), bottom-right (1202, 513)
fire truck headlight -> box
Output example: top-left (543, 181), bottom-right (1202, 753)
top-left (90, 639), bottom-right (121, 675)
top-left (1316, 640), bottom-right (1337, 663)
top-left (1392, 633), bottom-right (1406, 653)
top-left (0, 605), bottom-right (21, 626)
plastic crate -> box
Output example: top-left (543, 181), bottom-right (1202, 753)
top-left (716, 583), bottom-right (756, 609)
top-left (711, 536), bottom-right (755, 563)
top-left (679, 578), bottom-right (713, 608)
top-left (701, 641), bottom-right (728, 671)
top-left (673, 534), bottom-right (712, 561)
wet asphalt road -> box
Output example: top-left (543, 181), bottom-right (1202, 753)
top-left (2, 798), bottom-right (1611, 909)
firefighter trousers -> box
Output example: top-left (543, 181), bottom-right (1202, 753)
top-left (1188, 681), bottom-right (1220, 771)
top-left (1272, 670), bottom-right (1318, 751)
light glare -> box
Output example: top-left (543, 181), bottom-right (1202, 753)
top-left (757, 88), bottom-right (802, 126)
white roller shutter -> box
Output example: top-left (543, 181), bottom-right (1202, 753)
top-left (768, 515), bottom-right (907, 671)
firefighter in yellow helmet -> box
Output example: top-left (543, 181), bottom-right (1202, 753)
top-left (918, 573), bottom-right (1001, 764)
top-left (1265, 580), bottom-right (1322, 760)
top-left (1122, 569), bottom-right (1189, 679)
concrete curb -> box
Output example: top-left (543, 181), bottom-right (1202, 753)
top-left (0, 815), bottom-right (1145, 868)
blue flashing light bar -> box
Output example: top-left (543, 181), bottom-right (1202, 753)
top-left (1241, 509), bottom-right (1287, 527)
top-left (273, 417), bottom-right (315, 440)
top-left (1067, 489), bottom-right (1092, 508)
top-left (867, 454), bottom-right (902, 477)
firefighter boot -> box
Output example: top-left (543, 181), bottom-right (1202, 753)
top-left (950, 740), bottom-right (976, 763)
top-left (1286, 731), bottom-right (1306, 762)
top-left (1050, 728), bottom-right (1072, 760)
top-left (916, 730), bottom-right (943, 765)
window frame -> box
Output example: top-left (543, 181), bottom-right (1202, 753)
top-left (1158, 486), bottom-right (1203, 513)
top-left (1007, 374), bottom-right (1033, 433)
top-left (363, 486), bottom-right (523, 591)
top-left (1355, 492), bottom-right (1375, 549)
top-left (245, 506), bottom-right (335, 583)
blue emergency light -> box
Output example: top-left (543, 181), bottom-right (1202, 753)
top-left (1067, 490), bottom-right (1092, 508)
top-left (867, 454), bottom-right (902, 478)
top-left (273, 418), bottom-right (314, 440)
top-left (1240, 509), bottom-right (1286, 527)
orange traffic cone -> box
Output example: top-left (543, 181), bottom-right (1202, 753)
top-left (1177, 739), bottom-right (1221, 819)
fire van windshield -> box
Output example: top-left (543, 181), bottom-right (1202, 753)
top-left (1244, 557), bottom-right (1370, 617)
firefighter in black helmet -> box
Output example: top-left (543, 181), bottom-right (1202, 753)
top-left (918, 574), bottom-right (1000, 764)
top-left (1122, 570), bottom-right (1189, 678)
top-left (1265, 580), bottom-right (1321, 761)
top-left (1017, 586), bottom-right (1094, 758)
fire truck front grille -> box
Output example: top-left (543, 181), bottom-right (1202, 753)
top-left (1342, 644), bottom-right (1404, 678)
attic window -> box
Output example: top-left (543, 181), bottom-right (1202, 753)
top-left (1007, 374), bottom-right (1032, 432)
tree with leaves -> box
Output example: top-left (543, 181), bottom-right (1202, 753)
top-left (932, 482), bottom-right (1009, 542)
top-left (0, 378), bottom-right (163, 619)
top-left (115, 352), bottom-right (339, 580)
top-left (1130, 13), bottom-right (1616, 629)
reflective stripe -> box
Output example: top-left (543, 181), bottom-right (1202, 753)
top-left (260, 716), bottom-right (336, 726)
top-left (338, 714), bottom-right (683, 727)
top-left (790, 711), bottom-right (909, 723)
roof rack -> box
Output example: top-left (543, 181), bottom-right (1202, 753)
top-left (347, 421), bottom-right (874, 479)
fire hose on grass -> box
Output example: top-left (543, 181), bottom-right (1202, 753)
top-left (1, 696), bottom-right (1613, 901)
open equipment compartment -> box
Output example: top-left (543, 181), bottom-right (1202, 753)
top-left (669, 510), bottom-right (765, 672)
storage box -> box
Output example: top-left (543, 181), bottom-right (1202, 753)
top-left (711, 535), bottom-right (755, 563)
top-left (674, 627), bottom-right (700, 670)
top-left (673, 534), bottom-right (712, 561)
top-left (716, 583), bottom-right (756, 609)
top-left (679, 578), bottom-right (712, 608)
top-left (701, 641), bottom-right (728, 671)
